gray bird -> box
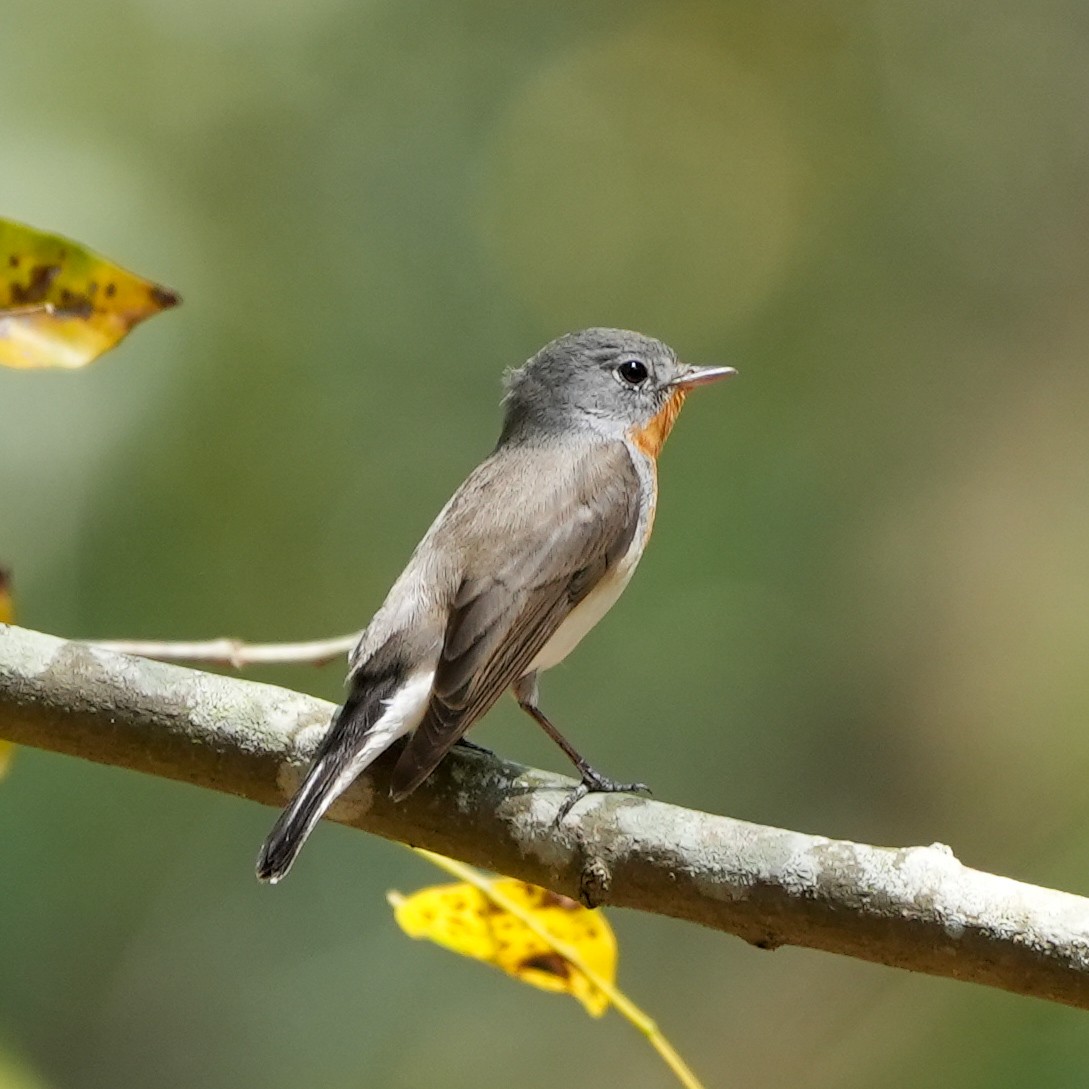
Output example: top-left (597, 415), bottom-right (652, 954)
top-left (257, 328), bottom-right (735, 883)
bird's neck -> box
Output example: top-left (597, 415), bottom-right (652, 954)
top-left (628, 389), bottom-right (688, 459)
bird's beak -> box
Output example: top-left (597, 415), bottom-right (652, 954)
top-left (669, 364), bottom-right (738, 390)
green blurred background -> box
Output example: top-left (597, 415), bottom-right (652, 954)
top-left (4, 1), bottom-right (1089, 1086)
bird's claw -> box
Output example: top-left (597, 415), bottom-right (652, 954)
top-left (554, 771), bottom-right (651, 823)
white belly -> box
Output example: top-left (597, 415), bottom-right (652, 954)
top-left (527, 563), bottom-right (638, 673)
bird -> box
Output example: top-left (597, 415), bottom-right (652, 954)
top-left (257, 328), bottom-right (735, 883)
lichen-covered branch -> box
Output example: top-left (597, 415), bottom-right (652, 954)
top-left (2, 623), bottom-right (1089, 1010)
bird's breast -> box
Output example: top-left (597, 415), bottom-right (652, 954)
top-left (527, 443), bottom-right (656, 674)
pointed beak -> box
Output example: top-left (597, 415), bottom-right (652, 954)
top-left (669, 364), bottom-right (738, 390)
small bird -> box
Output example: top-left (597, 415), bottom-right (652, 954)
top-left (257, 328), bottom-right (735, 882)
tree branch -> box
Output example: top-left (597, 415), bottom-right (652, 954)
top-left (3, 623), bottom-right (1088, 1010)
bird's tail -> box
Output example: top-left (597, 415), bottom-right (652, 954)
top-left (256, 675), bottom-right (400, 884)
top-left (256, 752), bottom-right (349, 883)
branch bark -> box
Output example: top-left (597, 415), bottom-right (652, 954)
top-left (3, 623), bottom-right (1088, 1010)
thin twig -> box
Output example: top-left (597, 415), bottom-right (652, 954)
top-left (88, 632), bottom-right (360, 668)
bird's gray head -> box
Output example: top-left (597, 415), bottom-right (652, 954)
top-left (500, 328), bottom-right (735, 452)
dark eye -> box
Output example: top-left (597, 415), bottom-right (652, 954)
top-left (616, 359), bottom-right (649, 386)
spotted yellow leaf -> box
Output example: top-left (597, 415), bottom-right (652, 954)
top-left (390, 878), bottom-right (616, 1016)
top-left (0, 568), bottom-right (13, 777)
top-left (0, 218), bottom-right (179, 369)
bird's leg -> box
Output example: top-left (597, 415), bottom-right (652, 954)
top-left (513, 674), bottom-right (650, 821)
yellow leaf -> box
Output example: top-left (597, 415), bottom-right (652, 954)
top-left (390, 878), bottom-right (616, 1016)
top-left (0, 568), bottom-right (14, 778)
top-left (0, 218), bottom-right (179, 369)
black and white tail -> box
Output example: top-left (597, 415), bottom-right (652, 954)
top-left (256, 754), bottom-right (344, 883)
top-left (256, 674), bottom-right (404, 884)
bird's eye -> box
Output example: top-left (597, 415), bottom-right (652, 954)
top-left (616, 359), bottom-right (649, 387)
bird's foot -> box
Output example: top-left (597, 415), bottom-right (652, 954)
top-left (554, 769), bottom-right (651, 823)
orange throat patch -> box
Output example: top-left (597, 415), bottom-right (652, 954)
top-left (628, 389), bottom-right (688, 459)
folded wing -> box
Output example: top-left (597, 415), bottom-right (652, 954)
top-left (389, 441), bottom-right (640, 798)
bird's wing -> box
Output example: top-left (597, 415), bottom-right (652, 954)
top-left (389, 440), bottom-right (642, 798)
